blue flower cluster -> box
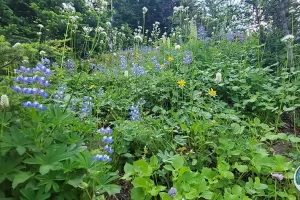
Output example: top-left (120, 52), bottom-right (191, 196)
top-left (183, 51), bottom-right (192, 64)
top-left (63, 59), bottom-right (75, 72)
top-left (152, 56), bottom-right (162, 71)
top-left (41, 58), bottom-right (51, 67)
top-left (119, 55), bottom-right (127, 71)
top-left (131, 63), bottom-right (146, 77)
top-left (97, 89), bottom-right (104, 97)
top-left (54, 85), bottom-right (67, 100)
top-left (11, 86), bottom-right (49, 98)
top-left (129, 98), bottom-right (146, 121)
top-left (22, 101), bottom-right (46, 110)
top-left (80, 96), bottom-right (94, 116)
top-left (14, 64), bottom-right (52, 77)
top-left (198, 26), bottom-right (207, 39)
top-left (90, 63), bottom-right (106, 73)
top-left (71, 99), bottom-right (77, 111)
top-left (93, 127), bottom-right (114, 162)
top-left (168, 187), bottom-right (177, 197)
top-left (12, 61), bottom-right (52, 111)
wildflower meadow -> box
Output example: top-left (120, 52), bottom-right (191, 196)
top-left (0, 0), bottom-right (300, 199)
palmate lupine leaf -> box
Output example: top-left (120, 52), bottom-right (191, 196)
top-left (24, 144), bottom-right (74, 175)
top-left (0, 156), bottom-right (24, 184)
top-left (20, 188), bottom-right (50, 200)
top-left (0, 126), bottom-right (31, 155)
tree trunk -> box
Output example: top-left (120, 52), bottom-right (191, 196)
top-left (279, 0), bottom-right (293, 70)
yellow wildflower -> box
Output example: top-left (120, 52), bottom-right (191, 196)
top-left (177, 80), bottom-right (186, 87)
top-left (209, 88), bottom-right (216, 97)
top-left (89, 84), bottom-right (95, 89)
top-left (178, 146), bottom-right (187, 152)
top-left (160, 64), bottom-right (165, 68)
top-left (105, 57), bottom-right (110, 61)
top-left (168, 56), bottom-right (174, 62)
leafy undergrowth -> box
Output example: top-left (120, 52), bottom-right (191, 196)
top-left (1, 38), bottom-right (300, 200)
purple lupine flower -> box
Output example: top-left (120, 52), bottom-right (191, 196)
top-left (152, 56), bottom-right (163, 71)
top-left (119, 55), bottom-right (127, 71)
top-left (41, 58), bottom-right (50, 66)
top-left (102, 136), bottom-right (114, 144)
top-left (97, 89), bottom-right (104, 97)
top-left (104, 145), bottom-right (114, 154)
top-left (93, 154), bottom-right (112, 162)
top-left (63, 59), bottom-right (76, 72)
top-left (130, 105), bottom-right (141, 121)
top-left (168, 187), bottom-right (177, 197)
top-left (131, 63), bottom-right (145, 76)
top-left (80, 96), bottom-right (94, 116)
top-left (183, 51), bottom-right (192, 64)
top-left (198, 26), bottom-right (206, 39)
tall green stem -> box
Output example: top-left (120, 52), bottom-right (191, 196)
top-left (61, 17), bottom-right (70, 68)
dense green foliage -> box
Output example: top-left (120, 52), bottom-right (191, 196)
top-left (0, 0), bottom-right (300, 199)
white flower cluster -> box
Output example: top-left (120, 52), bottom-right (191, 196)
top-left (281, 34), bottom-right (294, 43)
top-left (0, 94), bottom-right (9, 109)
top-left (62, 2), bottom-right (75, 13)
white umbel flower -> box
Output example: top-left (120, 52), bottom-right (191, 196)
top-left (281, 34), bottom-right (294, 42)
top-left (0, 94), bottom-right (9, 108)
top-left (175, 44), bottom-right (181, 50)
top-left (215, 72), bottom-right (222, 84)
top-left (142, 7), bottom-right (148, 14)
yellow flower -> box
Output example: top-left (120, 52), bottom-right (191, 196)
top-left (168, 56), bottom-right (174, 62)
top-left (160, 64), bottom-right (165, 68)
top-left (209, 88), bottom-right (216, 97)
top-left (178, 146), bottom-right (187, 152)
top-left (105, 57), bottom-right (110, 61)
top-left (177, 80), bottom-right (186, 87)
top-left (89, 84), bottom-right (95, 89)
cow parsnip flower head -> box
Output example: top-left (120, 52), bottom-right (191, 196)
top-left (281, 34), bottom-right (294, 43)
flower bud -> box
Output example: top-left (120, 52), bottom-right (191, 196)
top-left (0, 94), bottom-right (9, 109)
top-left (124, 70), bottom-right (129, 77)
top-left (215, 72), bottom-right (222, 84)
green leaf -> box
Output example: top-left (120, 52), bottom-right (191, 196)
top-left (164, 165), bottom-right (174, 171)
top-left (67, 175), bottom-right (84, 188)
top-left (132, 177), bottom-right (150, 188)
top-left (12, 172), bottom-right (33, 189)
top-left (171, 155), bottom-right (184, 170)
top-left (234, 163), bottom-right (248, 173)
top-left (40, 162), bottom-right (63, 175)
top-left (16, 146), bottom-right (26, 155)
top-left (131, 188), bottom-right (145, 200)
top-left (150, 155), bottom-right (159, 170)
top-left (201, 191), bottom-right (214, 199)
top-left (192, 159), bottom-right (197, 166)
top-left (159, 192), bottom-right (172, 200)
top-left (133, 160), bottom-right (152, 177)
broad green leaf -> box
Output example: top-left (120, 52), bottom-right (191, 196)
top-left (234, 163), bottom-right (248, 173)
top-left (200, 191), bottom-right (214, 199)
top-left (12, 172), bottom-right (33, 189)
top-left (150, 155), bottom-right (159, 170)
top-left (159, 192), bottom-right (172, 200)
top-left (133, 160), bottom-right (152, 177)
top-left (171, 155), bottom-right (184, 170)
top-left (131, 187), bottom-right (145, 200)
